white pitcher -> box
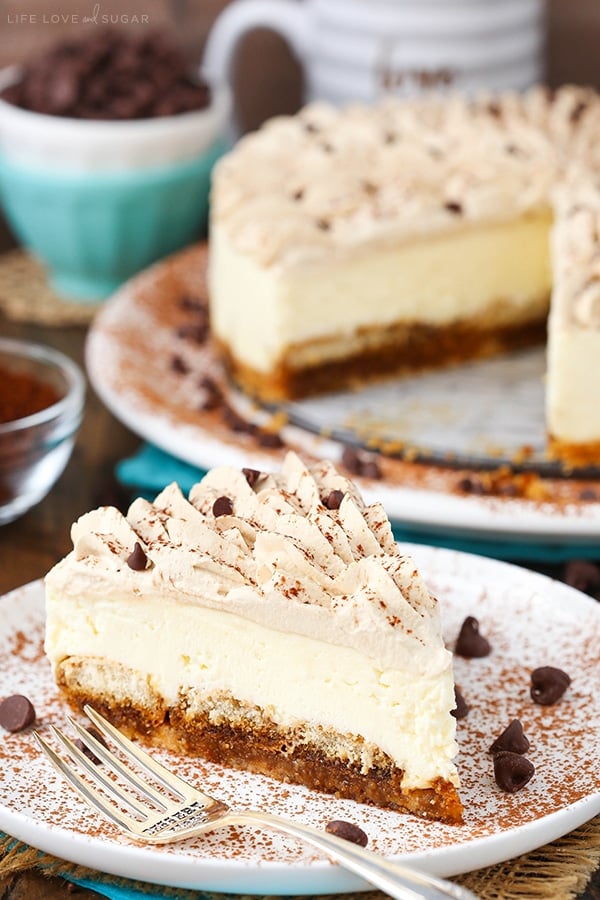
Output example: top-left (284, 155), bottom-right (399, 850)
top-left (202, 0), bottom-right (547, 110)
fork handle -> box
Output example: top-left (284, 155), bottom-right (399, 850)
top-left (222, 810), bottom-right (478, 900)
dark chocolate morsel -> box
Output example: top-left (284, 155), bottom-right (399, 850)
top-left (451, 687), bottom-right (470, 720)
top-left (212, 495), bottom-right (233, 517)
top-left (323, 489), bottom-right (345, 510)
top-left (530, 666), bottom-right (571, 705)
top-left (0, 694), bottom-right (36, 732)
top-left (127, 542), bottom-right (147, 571)
top-left (454, 616), bottom-right (491, 658)
top-left (489, 719), bottom-right (530, 755)
top-left (325, 819), bottom-right (368, 847)
top-left (493, 751), bottom-right (535, 793)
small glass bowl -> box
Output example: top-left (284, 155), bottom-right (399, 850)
top-left (0, 338), bottom-right (85, 525)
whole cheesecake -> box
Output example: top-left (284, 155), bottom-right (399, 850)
top-left (208, 86), bottom-right (600, 464)
top-left (45, 452), bottom-right (462, 824)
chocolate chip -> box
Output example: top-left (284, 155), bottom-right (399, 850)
top-left (489, 719), bottom-right (530, 755)
top-left (444, 201), bottom-right (463, 215)
top-left (325, 819), bottom-right (368, 847)
top-left (212, 496), bottom-right (233, 517)
top-left (127, 542), bottom-right (147, 571)
top-left (0, 694), bottom-right (36, 732)
top-left (170, 355), bottom-right (189, 375)
top-left (176, 322), bottom-right (209, 344)
top-left (199, 376), bottom-right (223, 412)
top-left (242, 467), bottom-right (261, 487)
top-left (222, 405), bottom-right (255, 434)
top-left (457, 475), bottom-right (487, 495)
top-left (451, 687), bottom-right (470, 720)
top-left (361, 460), bottom-right (382, 479)
top-left (563, 559), bottom-right (600, 595)
top-left (74, 727), bottom-right (108, 765)
top-left (454, 616), bottom-right (491, 658)
top-left (493, 751), bottom-right (534, 793)
top-left (257, 431), bottom-right (284, 449)
top-left (340, 447), bottom-right (381, 479)
top-left (323, 489), bottom-right (345, 510)
top-left (578, 488), bottom-right (598, 501)
top-left (530, 666), bottom-right (571, 705)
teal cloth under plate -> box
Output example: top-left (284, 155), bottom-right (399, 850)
top-left (116, 443), bottom-right (600, 563)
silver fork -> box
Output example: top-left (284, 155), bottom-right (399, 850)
top-left (34, 705), bottom-right (478, 900)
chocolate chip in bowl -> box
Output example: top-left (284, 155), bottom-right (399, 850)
top-left (0, 338), bottom-right (84, 525)
top-left (0, 30), bottom-right (229, 300)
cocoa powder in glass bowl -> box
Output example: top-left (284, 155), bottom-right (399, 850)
top-left (0, 338), bottom-right (84, 524)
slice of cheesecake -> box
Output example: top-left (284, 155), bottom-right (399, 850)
top-left (45, 452), bottom-right (462, 824)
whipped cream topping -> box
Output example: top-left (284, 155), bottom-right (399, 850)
top-left (552, 172), bottom-right (600, 328)
top-left (50, 452), bottom-right (449, 676)
top-left (211, 86), bottom-right (600, 271)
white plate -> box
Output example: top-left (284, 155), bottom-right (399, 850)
top-left (1, 545), bottom-right (599, 894)
top-left (85, 246), bottom-right (600, 547)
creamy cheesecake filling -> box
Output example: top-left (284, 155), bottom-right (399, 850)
top-left (45, 589), bottom-right (457, 789)
top-left (209, 213), bottom-right (553, 375)
top-left (45, 452), bottom-right (459, 798)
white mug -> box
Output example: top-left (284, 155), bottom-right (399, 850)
top-left (202, 0), bottom-right (547, 112)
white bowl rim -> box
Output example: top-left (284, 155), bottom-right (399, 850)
top-left (0, 337), bottom-right (85, 434)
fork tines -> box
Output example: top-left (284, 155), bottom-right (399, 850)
top-left (33, 705), bottom-right (225, 840)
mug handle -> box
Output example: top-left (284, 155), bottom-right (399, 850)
top-left (201, 0), bottom-right (309, 137)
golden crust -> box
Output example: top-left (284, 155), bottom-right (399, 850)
top-left (56, 658), bottom-right (463, 825)
top-left (217, 310), bottom-right (548, 403)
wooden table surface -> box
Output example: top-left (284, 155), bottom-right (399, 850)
top-left (0, 309), bottom-right (598, 899)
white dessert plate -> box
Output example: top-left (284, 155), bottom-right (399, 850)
top-left (85, 245), bottom-right (600, 548)
top-left (1, 545), bottom-right (599, 895)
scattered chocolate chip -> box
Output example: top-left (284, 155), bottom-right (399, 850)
top-left (257, 431), bottom-right (284, 449)
top-left (530, 666), bottom-right (571, 705)
top-left (444, 201), bottom-right (463, 215)
top-left (323, 489), bottom-right (345, 510)
top-left (74, 727), bottom-right (108, 765)
top-left (325, 819), bottom-right (368, 847)
top-left (199, 376), bottom-right (223, 412)
top-left (221, 405), bottom-right (255, 434)
top-left (242, 467), bottom-right (261, 487)
top-left (563, 559), bottom-right (600, 595)
top-left (0, 694), bottom-right (36, 732)
top-left (170, 354), bottom-right (189, 375)
top-left (179, 294), bottom-right (206, 313)
top-left (340, 447), bottom-right (382, 479)
top-left (361, 460), bottom-right (382, 479)
top-left (212, 495), bottom-right (233, 517)
top-left (451, 687), bottom-right (470, 720)
top-left (578, 488), bottom-right (598, 501)
top-left (493, 751), bottom-right (534, 793)
top-left (454, 616), bottom-right (491, 658)
top-left (489, 719), bottom-right (530, 755)
top-left (176, 321), bottom-right (209, 344)
top-left (127, 542), bottom-right (147, 571)
top-left (457, 475), bottom-right (487, 495)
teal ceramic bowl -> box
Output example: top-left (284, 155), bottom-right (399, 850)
top-left (0, 66), bottom-right (230, 301)
top-left (0, 142), bottom-right (224, 300)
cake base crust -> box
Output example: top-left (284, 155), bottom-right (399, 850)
top-left (56, 657), bottom-right (463, 826)
top-left (217, 311), bottom-right (548, 403)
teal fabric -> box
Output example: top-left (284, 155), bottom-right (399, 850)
top-left (64, 874), bottom-right (204, 898)
top-left (116, 443), bottom-right (600, 563)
